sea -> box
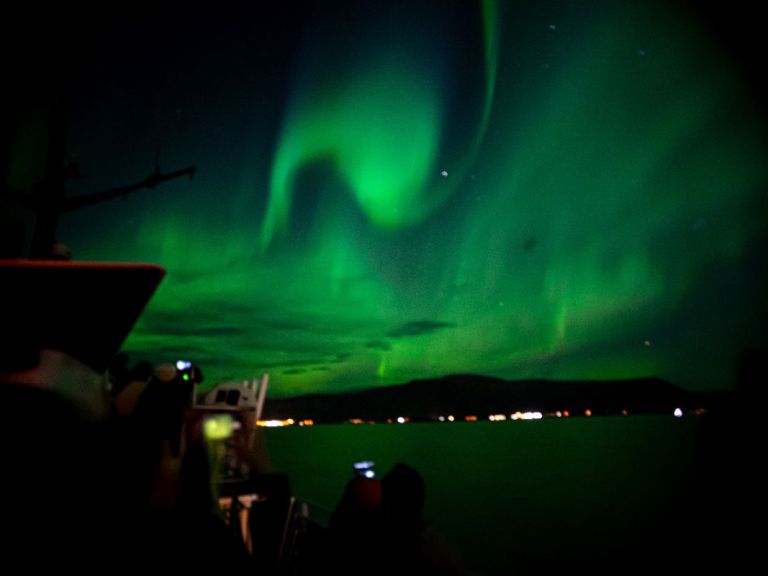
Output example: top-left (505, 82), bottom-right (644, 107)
top-left (262, 414), bottom-right (730, 574)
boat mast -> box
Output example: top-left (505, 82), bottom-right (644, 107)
top-left (2, 83), bottom-right (195, 259)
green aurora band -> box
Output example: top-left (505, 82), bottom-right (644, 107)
top-left (55, 1), bottom-right (766, 396)
top-left (260, 1), bottom-right (500, 249)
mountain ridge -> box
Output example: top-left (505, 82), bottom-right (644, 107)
top-left (262, 374), bottom-right (697, 423)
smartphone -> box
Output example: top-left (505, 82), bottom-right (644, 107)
top-left (353, 460), bottom-right (376, 479)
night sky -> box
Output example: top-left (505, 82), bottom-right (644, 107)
top-left (6, 1), bottom-right (767, 395)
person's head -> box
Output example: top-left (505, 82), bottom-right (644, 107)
top-left (0, 259), bottom-right (165, 419)
top-left (381, 462), bottom-right (426, 524)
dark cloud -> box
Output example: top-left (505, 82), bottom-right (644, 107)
top-left (161, 346), bottom-right (220, 358)
top-left (365, 340), bottom-right (392, 351)
top-left (387, 320), bottom-right (456, 338)
top-left (258, 359), bottom-right (324, 369)
top-left (282, 368), bottom-right (307, 375)
top-left (259, 320), bottom-right (313, 331)
top-left (189, 325), bottom-right (248, 337)
top-left (136, 305), bottom-right (257, 336)
top-left (256, 353), bottom-right (350, 370)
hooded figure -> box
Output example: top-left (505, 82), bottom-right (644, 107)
top-left (0, 259), bottom-right (165, 569)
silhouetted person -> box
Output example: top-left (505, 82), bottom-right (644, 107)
top-left (108, 352), bottom-right (131, 395)
top-left (325, 475), bottom-right (383, 574)
top-left (683, 348), bottom-right (767, 572)
top-left (323, 462), bottom-right (468, 575)
top-left (0, 260), bottom-right (250, 572)
top-left (0, 260), bottom-right (165, 569)
top-left (110, 362), bottom-right (252, 572)
top-left (379, 463), bottom-right (469, 576)
top-left (381, 462), bottom-right (426, 527)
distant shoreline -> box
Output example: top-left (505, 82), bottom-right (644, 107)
top-left (260, 374), bottom-right (728, 424)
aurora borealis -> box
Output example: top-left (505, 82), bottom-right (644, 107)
top-left (7, 1), bottom-right (766, 395)
top-left (261, 1), bottom-right (499, 247)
